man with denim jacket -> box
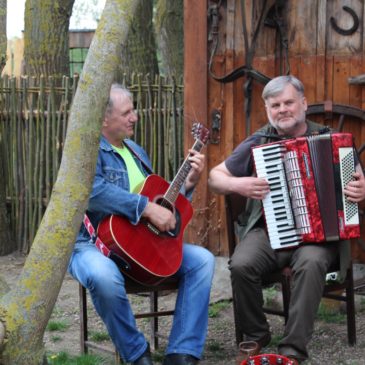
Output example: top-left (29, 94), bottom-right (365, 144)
top-left (208, 75), bottom-right (365, 364)
top-left (68, 83), bottom-right (215, 365)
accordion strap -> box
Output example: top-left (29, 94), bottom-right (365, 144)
top-left (255, 124), bottom-right (332, 142)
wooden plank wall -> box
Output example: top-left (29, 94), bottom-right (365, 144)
top-left (184, 1), bottom-right (209, 248)
top-left (184, 0), bottom-right (365, 260)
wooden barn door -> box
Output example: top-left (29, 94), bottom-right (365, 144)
top-left (184, 0), bottom-right (365, 261)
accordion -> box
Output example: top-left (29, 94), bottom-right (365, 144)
top-left (252, 133), bottom-right (360, 250)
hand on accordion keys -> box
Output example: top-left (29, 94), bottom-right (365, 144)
top-left (343, 168), bottom-right (365, 203)
top-left (242, 176), bottom-right (270, 200)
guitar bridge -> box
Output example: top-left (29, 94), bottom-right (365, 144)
top-left (146, 222), bottom-right (161, 236)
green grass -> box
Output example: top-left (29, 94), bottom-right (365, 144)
top-left (89, 331), bottom-right (110, 342)
top-left (263, 286), bottom-right (278, 306)
top-left (48, 352), bottom-right (106, 365)
top-left (268, 334), bottom-right (283, 347)
top-left (206, 340), bottom-right (227, 360)
top-left (50, 335), bottom-right (63, 343)
top-left (46, 320), bottom-right (70, 332)
top-left (360, 297), bottom-right (365, 312)
top-left (317, 303), bottom-right (346, 323)
top-left (51, 307), bottom-right (64, 317)
top-left (207, 339), bottom-right (223, 352)
top-left (208, 300), bottom-right (231, 318)
top-left (151, 349), bottom-right (164, 363)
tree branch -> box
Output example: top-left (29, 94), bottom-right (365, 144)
top-left (0, 321), bottom-right (4, 348)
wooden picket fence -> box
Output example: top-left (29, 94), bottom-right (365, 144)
top-left (0, 74), bottom-right (184, 252)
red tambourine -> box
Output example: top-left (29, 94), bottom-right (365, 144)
top-left (240, 353), bottom-right (296, 365)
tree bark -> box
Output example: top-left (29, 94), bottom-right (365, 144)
top-left (0, 0), bottom-right (6, 73)
top-left (119, 0), bottom-right (159, 76)
top-left (155, 0), bottom-right (184, 78)
top-left (0, 0), bottom-right (141, 363)
top-left (23, 0), bottom-right (75, 79)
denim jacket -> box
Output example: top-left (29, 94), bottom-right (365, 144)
top-left (77, 136), bottom-right (192, 244)
top-left (77, 136), bottom-right (153, 243)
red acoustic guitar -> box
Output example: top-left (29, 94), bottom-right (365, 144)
top-left (97, 123), bottom-right (210, 286)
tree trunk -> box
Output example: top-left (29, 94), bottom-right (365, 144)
top-left (119, 0), bottom-right (159, 76)
top-left (0, 0), bottom-right (13, 256)
top-left (0, 0), bottom-right (141, 363)
top-left (0, 0), bottom-right (6, 73)
top-left (155, 0), bottom-right (184, 78)
top-left (23, 0), bottom-right (75, 79)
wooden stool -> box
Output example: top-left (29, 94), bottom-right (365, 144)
top-left (79, 276), bottom-right (179, 361)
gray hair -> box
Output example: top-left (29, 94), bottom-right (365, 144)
top-left (262, 75), bottom-right (304, 101)
top-left (105, 83), bottom-right (133, 114)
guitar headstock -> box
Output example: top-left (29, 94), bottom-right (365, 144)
top-left (191, 123), bottom-right (210, 145)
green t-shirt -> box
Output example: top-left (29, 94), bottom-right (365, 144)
top-left (112, 145), bottom-right (145, 192)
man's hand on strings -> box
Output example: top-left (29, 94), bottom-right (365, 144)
top-left (142, 202), bottom-right (176, 232)
top-left (185, 149), bottom-right (205, 191)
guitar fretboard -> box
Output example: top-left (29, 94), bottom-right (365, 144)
top-left (164, 139), bottom-right (204, 203)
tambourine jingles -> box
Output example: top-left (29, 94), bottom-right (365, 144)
top-left (240, 353), bottom-right (296, 365)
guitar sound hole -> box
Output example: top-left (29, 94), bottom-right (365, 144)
top-left (155, 197), bottom-right (173, 212)
top-left (165, 209), bottom-right (181, 238)
top-left (147, 198), bottom-right (181, 237)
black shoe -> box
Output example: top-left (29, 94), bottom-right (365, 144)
top-left (256, 333), bottom-right (272, 350)
top-left (163, 354), bottom-right (199, 365)
top-left (132, 343), bottom-right (153, 365)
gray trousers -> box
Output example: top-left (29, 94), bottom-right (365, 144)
top-left (229, 227), bottom-right (338, 361)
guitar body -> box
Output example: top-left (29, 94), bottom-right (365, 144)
top-left (97, 174), bottom-right (193, 286)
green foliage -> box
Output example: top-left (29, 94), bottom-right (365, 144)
top-left (89, 331), bottom-right (110, 342)
top-left (206, 340), bottom-right (227, 360)
top-left (360, 297), bottom-right (365, 312)
top-left (50, 335), bottom-right (62, 343)
top-left (263, 286), bottom-right (278, 306)
top-left (208, 300), bottom-right (231, 318)
top-left (317, 303), bottom-right (346, 324)
top-left (70, 0), bottom-right (103, 28)
top-left (151, 349), bottom-right (164, 363)
top-left (207, 339), bottom-right (223, 352)
top-left (46, 320), bottom-right (70, 332)
top-left (268, 334), bottom-right (282, 347)
top-left (48, 352), bottom-right (105, 365)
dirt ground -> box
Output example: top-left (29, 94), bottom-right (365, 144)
top-left (1, 252), bottom-right (365, 364)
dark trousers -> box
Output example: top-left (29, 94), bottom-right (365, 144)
top-left (229, 227), bottom-right (338, 361)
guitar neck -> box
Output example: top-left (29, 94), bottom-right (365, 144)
top-left (164, 139), bottom-right (205, 203)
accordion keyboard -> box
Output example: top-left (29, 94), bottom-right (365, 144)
top-left (252, 143), bottom-right (302, 249)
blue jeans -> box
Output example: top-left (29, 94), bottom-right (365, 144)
top-left (68, 242), bottom-right (215, 362)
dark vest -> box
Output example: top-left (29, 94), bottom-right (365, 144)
top-left (236, 119), bottom-right (330, 240)
top-left (234, 120), bottom-right (351, 281)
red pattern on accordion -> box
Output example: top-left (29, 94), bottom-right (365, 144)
top-left (285, 138), bottom-right (325, 242)
top-left (332, 133), bottom-right (360, 239)
top-left (285, 133), bottom-right (359, 242)
top-left (252, 132), bottom-right (360, 249)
